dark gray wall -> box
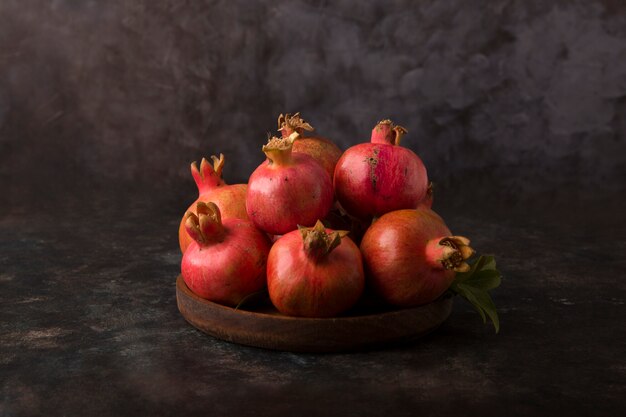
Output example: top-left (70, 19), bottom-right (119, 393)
top-left (1, 0), bottom-right (625, 207)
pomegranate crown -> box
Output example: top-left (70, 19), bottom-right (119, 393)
top-left (437, 236), bottom-right (474, 273)
top-left (298, 220), bottom-right (349, 259)
top-left (262, 131), bottom-right (300, 165)
top-left (277, 112), bottom-right (314, 137)
top-left (184, 202), bottom-right (225, 245)
top-left (371, 119), bottom-right (408, 146)
top-left (190, 154), bottom-right (226, 192)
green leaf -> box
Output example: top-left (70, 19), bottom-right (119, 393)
top-left (461, 285), bottom-right (500, 333)
top-left (450, 254), bottom-right (502, 334)
top-left (480, 255), bottom-right (496, 271)
top-left (454, 254), bottom-right (495, 284)
top-left (457, 257), bottom-right (483, 280)
top-left (463, 269), bottom-right (501, 290)
top-left (454, 284), bottom-right (487, 324)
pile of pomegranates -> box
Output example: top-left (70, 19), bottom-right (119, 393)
top-left (179, 113), bottom-right (501, 333)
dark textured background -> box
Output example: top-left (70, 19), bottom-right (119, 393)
top-left (1, 1), bottom-right (626, 416)
top-left (2, 0), bottom-right (625, 213)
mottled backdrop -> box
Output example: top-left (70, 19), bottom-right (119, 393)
top-left (1, 0), bottom-right (625, 212)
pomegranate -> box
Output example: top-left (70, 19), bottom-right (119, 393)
top-left (267, 221), bottom-right (364, 317)
top-left (417, 182), bottom-right (434, 209)
top-left (181, 202), bottom-right (271, 306)
top-left (360, 207), bottom-right (474, 307)
top-left (246, 132), bottom-right (334, 235)
top-left (178, 154), bottom-right (248, 253)
top-left (278, 112), bottom-right (343, 180)
top-left (333, 119), bottom-right (429, 220)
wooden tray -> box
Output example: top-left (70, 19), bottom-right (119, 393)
top-left (176, 275), bottom-right (453, 353)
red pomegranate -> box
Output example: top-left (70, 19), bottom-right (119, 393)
top-left (246, 132), bottom-right (334, 235)
top-left (360, 207), bottom-right (474, 307)
top-left (181, 202), bottom-right (271, 307)
top-left (267, 221), bottom-right (364, 317)
top-left (417, 182), bottom-right (434, 209)
top-left (333, 119), bottom-right (429, 220)
top-left (178, 154), bottom-right (247, 253)
top-left (277, 112), bottom-right (343, 180)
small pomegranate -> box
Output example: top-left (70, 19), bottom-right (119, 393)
top-left (178, 154), bottom-right (247, 253)
top-left (246, 132), bottom-right (334, 235)
top-left (334, 119), bottom-right (429, 220)
top-left (278, 112), bottom-right (343, 180)
top-left (360, 207), bottom-right (474, 307)
top-left (267, 221), bottom-right (364, 317)
top-left (181, 202), bottom-right (271, 306)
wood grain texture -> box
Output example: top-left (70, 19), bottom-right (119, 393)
top-left (176, 275), bottom-right (453, 353)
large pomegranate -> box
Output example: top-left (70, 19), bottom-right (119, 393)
top-left (334, 119), bottom-right (429, 220)
top-left (360, 207), bottom-right (474, 307)
top-left (178, 154), bottom-right (247, 253)
top-left (278, 112), bottom-right (343, 180)
top-left (181, 202), bottom-right (271, 306)
top-left (267, 221), bottom-right (364, 317)
top-left (246, 132), bottom-right (334, 235)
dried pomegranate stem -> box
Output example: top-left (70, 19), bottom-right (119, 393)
top-left (277, 112), bottom-right (314, 137)
top-left (299, 220), bottom-right (349, 260)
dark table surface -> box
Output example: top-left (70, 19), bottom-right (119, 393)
top-left (1, 185), bottom-right (624, 417)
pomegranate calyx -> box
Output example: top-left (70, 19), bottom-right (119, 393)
top-left (277, 112), bottom-right (314, 137)
top-left (191, 155), bottom-right (226, 194)
top-left (262, 132), bottom-right (300, 166)
top-left (210, 154), bottom-right (225, 177)
top-left (185, 202), bottom-right (226, 245)
top-left (371, 119), bottom-right (408, 146)
top-left (184, 212), bottom-right (204, 244)
top-left (298, 220), bottom-right (349, 259)
top-left (438, 236), bottom-right (474, 272)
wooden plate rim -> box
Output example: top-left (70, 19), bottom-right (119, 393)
top-left (176, 275), bottom-right (453, 352)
